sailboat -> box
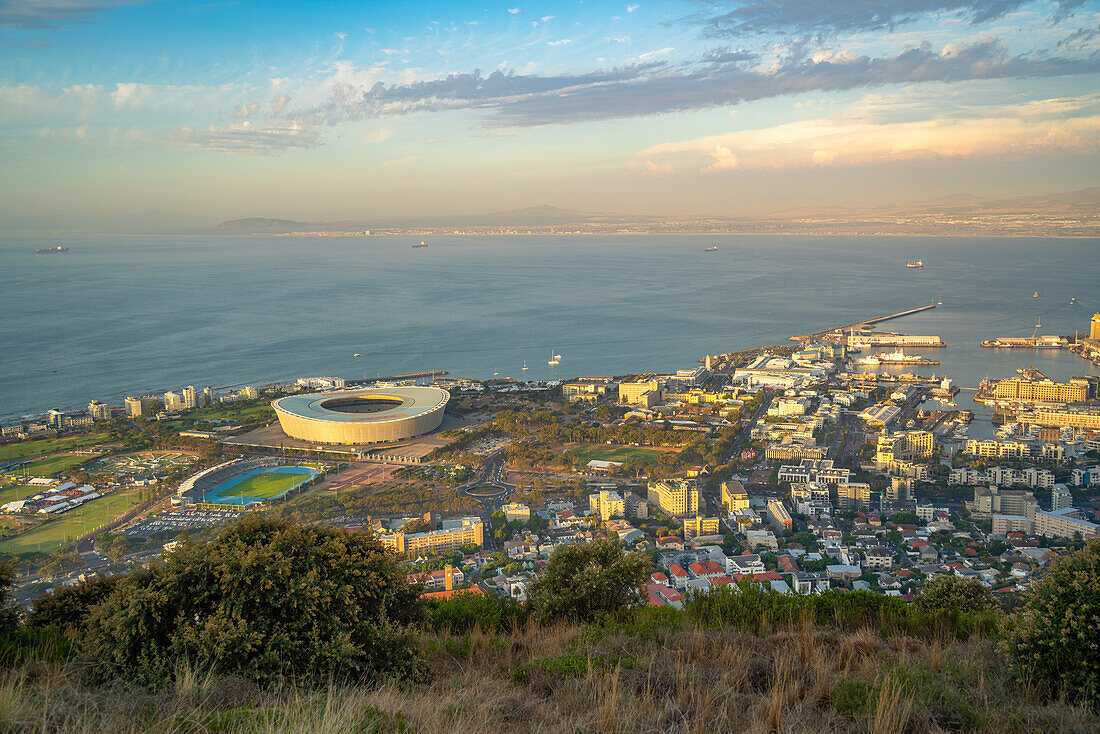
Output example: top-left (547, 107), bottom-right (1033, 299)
top-left (521, 360), bottom-right (529, 371)
top-left (548, 351), bottom-right (560, 367)
top-left (1033, 291), bottom-right (1039, 298)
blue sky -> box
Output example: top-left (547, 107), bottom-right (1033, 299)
top-left (2, 0), bottom-right (1099, 229)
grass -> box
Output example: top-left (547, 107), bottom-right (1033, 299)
top-left (10, 454), bottom-right (96, 478)
top-left (213, 472), bottom-right (311, 500)
top-left (1, 619), bottom-right (1097, 733)
top-left (0, 486), bottom-right (144, 556)
top-left (565, 444), bottom-right (673, 465)
top-left (0, 433), bottom-right (108, 462)
top-left (175, 404), bottom-right (275, 424)
top-left (0, 483), bottom-right (32, 506)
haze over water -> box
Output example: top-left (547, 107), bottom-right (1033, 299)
top-left (1, 235), bottom-right (1098, 429)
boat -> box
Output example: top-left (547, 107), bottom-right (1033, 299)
top-left (521, 360), bottom-right (529, 371)
top-left (1070, 296), bottom-right (1076, 304)
top-left (937, 299), bottom-right (943, 305)
top-left (705, 246), bottom-right (718, 252)
top-left (861, 350), bottom-right (939, 365)
top-left (906, 260), bottom-right (923, 268)
top-left (547, 351), bottom-right (560, 367)
top-left (493, 372), bottom-right (499, 376)
top-left (35, 245), bottom-right (69, 254)
top-left (353, 353), bottom-right (361, 357)
top-left (411, 241), bottom-right (428, 248)
top-left (1033, 292), bottom-right (1039, 298)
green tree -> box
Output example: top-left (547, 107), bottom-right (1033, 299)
top-left (80, 515), bottom-right (426, 685)
top-left (914, 575), bottom-right (997, 614)
top-left (1007, 539), bottom-right (1100, 706)
top-left (0, 561), bottom-right (19, 637)
top-left (25, 576), bottom-right (121, 638)
top-left (526, 539), bottom-right (650, 623)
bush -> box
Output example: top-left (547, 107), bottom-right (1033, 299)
top-left (80, 515), bottom-right (427, 685)
top-left (914, 575), bottom-right (997, 614)
top-left (25, 576), bottom-right (121, 638)
top-left (0, 561), bottom-right (19, 637)
top-left (425, 591), bottom-right (528, 632)
top-left (526, 539), bottom-right (650, 623)
top-left (1007, 539), bottom-right (1100, 706)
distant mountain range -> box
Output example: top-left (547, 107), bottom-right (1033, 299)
top-left (207, 187), bottom-right (1100, 237)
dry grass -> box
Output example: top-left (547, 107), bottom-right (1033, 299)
top-left (1, 621), bottom-right (1098, 733)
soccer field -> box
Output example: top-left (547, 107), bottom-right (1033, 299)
top-left (567, 444), bottom-right (672, 465)
top-left (224, 472), bottom-right (308, 499)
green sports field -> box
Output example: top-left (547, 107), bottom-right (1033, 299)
top-left (218, 472), bottom-right (309, 499)
top-left (0, 486), bottom-right (143, 556)
top-left (566, 444), bottom-right (673, 465)
top-left (0, 433), bottom-right (108, 462)
top-left (14, 454), bottom-right (95, 478)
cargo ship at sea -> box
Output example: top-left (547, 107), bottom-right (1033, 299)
top-left (906, 260), bottom-right (923, 268)
top-left (705, 246), bottom-right (718, 252)
top-left (857, 350), bottom-right (939, 366)
top-left (411, 241), bottom-right (429, 248)
top-left (35, 245), bottom-right (68, 254)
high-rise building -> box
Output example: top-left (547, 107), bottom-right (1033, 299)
top-left (125, 396), bottom-right (147, 418)
top-left (589, 490), bottom-right (625, 521)
top-left (1051, 485), bottom-right (1073, 512)
top-left (241, 386), bottom-right (258, 399)
top-left (378, 516), bottom-right (484, 554)
top-left (1091, 313), bottom-right (1100, 340)
top-left (683, 515), bottom-right (720, 540)
top-left (183, 385), bottom-right (197, 410)
top-left (164, 391), bottom-right (184, 412)
top-left (720, 480), bottom-right (749, 513)
top-left (647, 479), bottom-right (700, 517)
top-left (837, 482), bottom-right (872, 511)
top-left (88, 400), bottom-right (111, 421)
top-left (202, 386), bottom-right (215, 407)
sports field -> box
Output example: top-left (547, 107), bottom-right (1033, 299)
top-left (0, 486), bottom-right (143, 556)
top-left (14, 454), bottom-right (95, 478)
top-left (0, 433), bottom-right (108, 462)
top-left (566, 444), bottom-right (672, 465)
top-left (204, 467), bottom-right (317, 506)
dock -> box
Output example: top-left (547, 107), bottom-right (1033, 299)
top-left (358, 370), bottom-right (448, 383)
top-left (789, 303), bottom-right (937, 343)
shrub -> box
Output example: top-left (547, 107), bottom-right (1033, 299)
top-left (425, 590), bottom-right (528, 632)
top-left (79, 515), bottom-right (427, 685)
top-left (526, 539), bottom-right (650, 623)
top-left (0, 561), bottom-right (19, 637)
top-left (1007, 539), bottom-right (1100, 706)
top-left (25, 576), bottom-right (121, 638)
top-left (914, 575), bottom-right (997, 614)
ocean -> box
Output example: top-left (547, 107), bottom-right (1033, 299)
top-left (2, 234), bottom-right (1098, 437)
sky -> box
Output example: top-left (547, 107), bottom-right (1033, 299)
top-left (2, 0), bottom-right (1099, 230)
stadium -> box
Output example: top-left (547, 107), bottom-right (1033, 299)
top-left (177, 458), bottom-right (321, 507)
top-left (271, 386), bottom-right (450, 445)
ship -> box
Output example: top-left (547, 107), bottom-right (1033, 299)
top-left (521, 360), bottom-right (529, 371)
top-left (1033, 291), bottom-right (1039, 298)
top-left (906, 260), bottom-right (923, 268)
top-left (411, 241), bottom-right (429, 248)
top-left (547, 351), bottom-right (561, 367)
top-left (705, 246), bottom-right (718, 252)
top-left (35, 245), bottom-right (69, 254)
top-left (857, 350), bottom-right (939, 365)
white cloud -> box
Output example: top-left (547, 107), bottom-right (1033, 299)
top-left (703, 145), bottom-right (739, 172)
top-left (271, 93), bottom-right (291, 115)
top-left (627, 4), bottom-right (640, 12)
top-left (548, 39), bottom-right (572, 47)
top-left (364, 128), bottom-right (393, 143)
top-left (231, 100), bottom-right (260, 119)
top-left (507, 8), bottom-right (518, 14)
top-left (172, 121), bottom-right (321, 154)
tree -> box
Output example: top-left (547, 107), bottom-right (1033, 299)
top-left (526, 539), bottom-right (650, 623)
top-left (914, 575), bottom-right (997, 614)
top-left (0, 561), bottom-right (19, 637)
top-left (80, 515), bottom-right (426, 685)
top-left (25, 576), bottom-right (121, 638)
top-left (1007, 539), bottom-right (1100, 706)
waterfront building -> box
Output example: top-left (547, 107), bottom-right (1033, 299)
top-left (619, 380), bottom-right (662, 406)
top-left (379, 516), bottom-right (484, 554)
top-left (87, 400), bottom-right (111, 421)
top-left (1092, 313), bottom-right (1100, 340)
top-left (1017, 404), bottom-right (1100, 430)
top-left (124, 395), bottom-right (158, 418)
top-left (563, 377), bottom-right (617, 402)
top-left (990, 377), bottom-right (1087, 403)
top-left (241, 386), bottom-right (258, 399)
top-left (589, 490), bottom-right (625, 522)
top-left (964, 439), bottom-right (1033, 459)
top-left (164, 391), bottom-right (184, 412)
top-left (720, 480), bottom-right (749, 514)
top-left (202, 386), bottom-right (215, 406)
top-left (647, 478), bottom-right (700, 517)
top-left (183, 385), bottom-right (197, 410)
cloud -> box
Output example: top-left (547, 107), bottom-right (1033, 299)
top-left (548, 39), bottom-right (572, 46)
top-left (231, 100), bottom-right (260, 119)
top-left (696, 1), bottom-right (1088, 39)
top-left (0, 0), bottom-right (152, 28)
top-left (171, 121), bottom-right (321, 154)
top-left (382, 155), bottom-right (418, 166)
top-left (271, 93), bottom-right (291, 114)
top-left (507, 7), bottom-right (518, 14)
top-left (627, 4), bottom-right (639, 11)
top-left (632, 93), bottom-right (1100, 172)
top-left (364, 127), bottom-right (392, 143)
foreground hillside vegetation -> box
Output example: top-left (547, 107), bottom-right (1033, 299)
top-left (0, 518), bottom-right (1097, 733)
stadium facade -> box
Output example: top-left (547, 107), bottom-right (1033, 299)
top-left (272, 386), bottom-right (450, 444)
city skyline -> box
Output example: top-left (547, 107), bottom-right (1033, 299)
top-left (3, 0), bottom-right (1100, 232)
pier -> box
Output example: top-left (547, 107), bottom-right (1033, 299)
top-left (789, 303), bottom-right (938, 343)
top-left (357, 370), bottom-right (448, 383)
